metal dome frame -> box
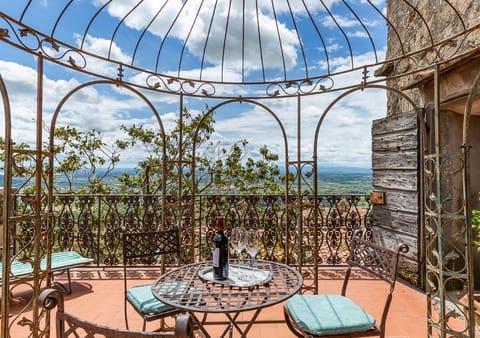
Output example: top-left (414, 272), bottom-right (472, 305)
top-left (0, 1), bottom-right (478, 99)
top-left (1, 1), bottom-right (480, 337)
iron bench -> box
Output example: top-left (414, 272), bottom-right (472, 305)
top-left (0, 251), bottom-right (94, 294)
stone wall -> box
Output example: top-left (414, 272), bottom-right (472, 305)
top-left (384, 0), bottom-right (480, 113)
top-left (373, 0), bottom-right (480, 289)
top-left (373, 0), bottom-right (480, 287)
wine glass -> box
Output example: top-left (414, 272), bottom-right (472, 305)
top-left (237, 229), bottom-right (262, 282)
top-left (230, 227), bottom-right (246, 258)
top-left (245, 230), bottom-right (261, 260)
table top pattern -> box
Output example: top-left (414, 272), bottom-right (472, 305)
top-left (151, 259), bottom-right (303, 314)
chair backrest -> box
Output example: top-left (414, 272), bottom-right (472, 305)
top-left (122, 226), bottom-right (180, 263)
top-left (342, 233), bottom-right (409, 334)
top-left (121, 225), bottom-right (181, 302)
top-left (39, 288), bottom-right (194, 338)
top-left (344, 234), bottom-right (408, 288)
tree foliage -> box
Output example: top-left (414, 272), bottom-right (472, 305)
top-left (473, 209), bottom-right (480, 252)
top-left (118, 106), bottom-right (284, 195)
top-left (1, 106), bottom-right (284, 195)
top-left (0, 127), bottom-right (122, 194)
top-left (52, 126), bottom-right (122, 193)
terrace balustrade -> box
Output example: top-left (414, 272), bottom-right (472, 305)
top-left (9, 193), bottom-right (372, 274)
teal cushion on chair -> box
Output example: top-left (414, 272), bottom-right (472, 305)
top-left (127, 285), bottom-right (172, 314)
top-left (285, 294), bottom-right (376, 336)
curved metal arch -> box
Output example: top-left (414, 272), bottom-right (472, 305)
top-left (47, 79), bottom-right (169, 226)
top-left (154, 1), bottom-right (189, 74)
top-left (0, 73), bottom-right (14, 338)
top-left (285, 0), bottom-right (309, 79)
top-left (342, 0), bottom-right (378, 64)
top-left (461, 67), bottom-right (480, 338)
top-left (49, 0), bottom-right (74, 38)
top-left (400, 0), bottom-right (435, 47)
top-left (310, 83), bottom-right (428, 296)
top-left (220, 1), bottom-right (233, 83)
top-left (1, 60), bottom-right (53, 336)
top-left (48, 80), bottom-right (167, 137)
top-left (10, 0), bottom-right (473, 88)
top-left (0, 73), bottom-right (12, 159)
top-left (319, 0), bottom-right (354, 70)
top-left (1, 10), bottom-right (479, 100)
top-left (199, 0), bottom-right (220, 81)
top-left (191, 98), bottom-right (291, 196)
top-left (299, 0), bottom-right (331, 75)
top-left (270, 1), bottom-right (288, 82)
top-left (177, 0), bottom-right (205, 79)
top-left (80, 0), bottom-right (112, 50)
top-left (312, 84), bottom-right (427, 157)
top-left (131, 1), bottom-right (168, 66)
top-left (190, 97), bottom-right (293, 266)
top-left (107, 0), bottom-right (145, 60)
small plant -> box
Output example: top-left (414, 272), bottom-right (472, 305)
top-left (472, 210), bottom-right (480, 252)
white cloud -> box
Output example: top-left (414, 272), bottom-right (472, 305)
top-left (362, 0), bottom-right (386, 8)
top-left (323, 14), bottom-right (359, 29)
top-left (0, 27), bottom-right (388, 169)
top-left (257, 0), bottom-right (340, 13)
top-left (74, 34), bottom-right (132, 77)
top-left (318, 43), bottom-right (343, 55)
top-left (0, 60), bottom-right (174, 167)
top-left (97, 0), bottom-right (300, 73)
top-left (348, 31), bottom-right (370, 38)
top-left (201, 74), bottom-right (387, 168)
top-left (82, 35), bottom-right (131, 64)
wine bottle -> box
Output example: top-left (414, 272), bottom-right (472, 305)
top-left (212, 216), bottom-right (229, 280)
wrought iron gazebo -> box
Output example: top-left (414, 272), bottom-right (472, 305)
top-left (0, 1), bottom-right (479, 337)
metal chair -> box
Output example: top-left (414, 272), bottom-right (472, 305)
top-left (284, 233), bottom-right (409, 338)
top-left (39, 288), bottom-right (194, 338)
top-left (122, 225), bottom-right (183, 331)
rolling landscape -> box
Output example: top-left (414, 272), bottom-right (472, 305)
top-left (3, 166), bottom-right (372, 195)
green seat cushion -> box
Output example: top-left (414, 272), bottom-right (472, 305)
top-left (48, 251), bottom-right (94, 270)
top-left (6, 260), bottom-right (34, 278)
top-left (127, 284), bottom-right (173, 314)
top-left (0, 251), bottom-right (93, 281)
top-left (128, 281), bottom-right (201, 315)
top-left (285, 294), bottom-right (376, 336)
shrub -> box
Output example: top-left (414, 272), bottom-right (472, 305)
top-left (472, 210), bottom-right (480, 252)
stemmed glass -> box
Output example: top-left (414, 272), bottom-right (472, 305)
top-left (238, 229), bottom-right (261, 282)
top-left (229, 227), bottom-right (246, 278)
top-left (230, 227), bottom-right (246, 259)
top-left (245, 230), bottom-right (261, 260)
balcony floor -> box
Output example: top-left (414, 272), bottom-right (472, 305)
top-left (9, 267), bottom-right (427, 338)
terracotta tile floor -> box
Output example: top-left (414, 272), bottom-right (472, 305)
top-left (8, 267), bottom-right (427, 338)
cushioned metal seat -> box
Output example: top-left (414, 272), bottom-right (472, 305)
top-left (285, 294), bottom-right (376, 336)
top-left (122, 226), bottom-right (184, 331)
top-left (127, 285), bottom-right (173, 315)
top-left (284, 233), bottom-right (409, 338)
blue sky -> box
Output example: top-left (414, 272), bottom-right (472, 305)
top-left (0, 0), bottom-right (389, 169)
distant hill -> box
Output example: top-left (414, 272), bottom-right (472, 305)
top-left (317, 165), bottom-right (371, 174)
top-left (1, 166), bottom-right (372, 194)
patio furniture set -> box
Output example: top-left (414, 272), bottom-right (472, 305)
top-left (33, 227), bottom-right (407, 337)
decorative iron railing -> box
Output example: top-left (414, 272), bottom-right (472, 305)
top-left (9, 193), bottom-right (372, 267)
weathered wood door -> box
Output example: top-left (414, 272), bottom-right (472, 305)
top-left (371, 109), bottom-right (422, 284)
